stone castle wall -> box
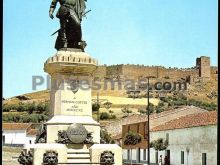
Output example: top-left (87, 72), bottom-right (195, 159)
top-left (93, 57), bottom-right (216, 82)
top-left (211, 66), bottom-right (218, 75)
top-left (93, 65), bottom-right (106, 79)
top-left (121, 65), bottom-right (199, 80)
top-left (197, 56), bottom-right (211, 78)
top-left (94, 65), bottom-right (198, 80)
top-left (106, 65), bottom-right (123, 79)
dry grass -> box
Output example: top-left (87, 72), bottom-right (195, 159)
top-left (92, 96), bottom-right (159, 106)
top-left (2, 147), bottom-right (21, 165)
top-left (3, 77), bottom-right (217, 107)
top-left (3, 146), bottom-right (23, 153)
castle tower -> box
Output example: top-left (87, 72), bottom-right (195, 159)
top-left (196, 56), bottom-right (211, 78)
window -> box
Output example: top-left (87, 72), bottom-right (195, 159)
top-left (155, 151), bottom-right (158, 163)
top-left (143, 149), bottom-right (146, 160)
top-left (166, 133), bottom-right (169, 144)
top-left (2, 135), bottom-right (5, 145)
top-left (137, 124), bottom-right (140, 133)
top-left (128, 126), bottom-right (130, 132)
top-left (202, 153), bottom-right (207, 165)
top-left (127, 149), bottom-right (130, 160)
top-left (136, 148), bottom-right (141, 163)
top-left (144, 123), bottom-right (147, 139)
top-left (181, 151), bottom-right (184, 164)
top-left (166, 150), bottom-right (170, 160)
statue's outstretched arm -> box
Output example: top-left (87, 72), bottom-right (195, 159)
top-left (49, 0), bottom-right (58, 19)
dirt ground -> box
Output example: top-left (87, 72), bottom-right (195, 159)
top-left (2, 147), bottom-right (22, 165)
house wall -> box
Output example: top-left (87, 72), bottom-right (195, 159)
top-left (2, 130), bottom-right (36, 145)
top-left (122, 122), bottom-right (148, 149)
top-left (26, 136), bottom-right (36, 144)
top-left (123, 125), bottom-right (217, 165)
top-left (3, 130), bottom-right (27, 145)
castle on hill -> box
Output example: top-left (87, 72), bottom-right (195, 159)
top-left (94, 56), bottom-right (218, 84)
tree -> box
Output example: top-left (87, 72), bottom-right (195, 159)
top-left (103, 101), bottom-right (112, 110)
top-left (138, 109), bottom-right (146, 114)
top-left (150, 138), bottom-right (168, 164)
top-left (124, 131), bottom-right (143, 165)
top-left (147, 103), bottom-right (155, 114)
top-left (121, 105), bottom-right (132, 116)
top-left (109, 110), bottom-right (114, 116)
top-left (100, 129), bottom-right (115, 144)
top-left (150, 138), bottom-right (168, 151)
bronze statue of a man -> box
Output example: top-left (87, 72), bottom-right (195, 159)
top-left (49, 0), bottom-right (87, 50)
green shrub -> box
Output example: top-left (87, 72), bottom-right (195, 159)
top-left (100, 112), bottom-right (110, 120)
top-left (111, 115), bottom-right (116, 119)
top-left (3, 113), bottom-right (49, 123)
top-left (17, 104), bottom-right (25, 112)
top-left (187, 99), bottom-right (217, 111)
top-left (92, 103), bottom-right (100, 112)
top-left (138, 109), bottom-right (146, 114)
top-left (99, 112), bottom-right (116, 120)
top-left (158, 101), bottom-right (165, 107)
top-left (124, 131), bottom-right (143, 145)
top-left (121, 106), bottom-right (133, 115)
top-left (155, 106), bottom-right (164, 113)
top-left (36, 103), bottom-right (45, 114)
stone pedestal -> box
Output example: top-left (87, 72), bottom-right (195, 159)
top-left (44, 49), bottom-right (100, 144)
top-left (19, 49), bottom-right (122, 165)
top-left (31, 144), bottom-right (67, 165)
top-left (90, 144), bottom-right (123, 165)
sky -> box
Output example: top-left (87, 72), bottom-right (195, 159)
top-left (3, 0), bottom-right (218, 98)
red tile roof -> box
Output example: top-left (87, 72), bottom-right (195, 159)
top-left (2, 123), bottom-right (32, 130)
top-left (151, 111), bottom-right (217, 132)
top-left (122, 114), bottom-right (147, 125)
top-left (26, 129), bottom-right (38, 136)
top-left (122, 106), bottom-right (207, 125)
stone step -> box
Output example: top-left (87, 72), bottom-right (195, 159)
top-left (67, 158), bottom-right (91, 163)
top-left (67, 149), bottom-right (90, 153)
top-left (68, 156), bottom-right (90, 159)
top-left (67, 153), bottom-right (90, 158)
top-left (67, 148), bottom-right (91, 164)
top-left (67, 151), bottom-right (90, 154)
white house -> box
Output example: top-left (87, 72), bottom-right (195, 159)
top-left (150, 111), bottom-right (217, 165)
top-left (2, 123), bottom-right (38, 146)
top-left (122, 111), bottom-right (217, 165)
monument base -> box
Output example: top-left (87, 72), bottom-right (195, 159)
top-left (46, 115), bottom-right (100, 144)
top-left (90, 144), bottom-right (123, 165)
top-left (17, 49), bottom-right (122, 165)
top-left (23, 143), bottom-right (122, 165)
